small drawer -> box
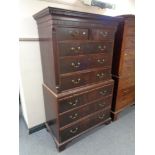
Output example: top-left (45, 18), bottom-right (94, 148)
top-left (91, 28), bottom-right (115, 40)
top-left (59, 68), bottom-right (111, 90)
top-left (124, 36), bottom-right (135, 49)
top-left (59, 54), bottom-right (112, 74)
top-left (58, 41), bottom-right (113, 57)
top-left (59, 96), bottom-right (112, 127)
top-left (56, 27), bottom-right (88, 40)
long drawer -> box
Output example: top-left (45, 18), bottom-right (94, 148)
top-left (60, 53), bottom-right (113, 74)
top-left (59, 95), bottom-right (112, 127)
top-left (58, 41), bottom-right (113, 57)
top-left (60, 68), bottom-right (111, 90)
top-left (60, 108), bottom-right (111, 142)
top-left (58, 82), bottom-right (114, 113)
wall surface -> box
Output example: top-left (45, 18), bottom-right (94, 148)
top-left (19, 0), bottom-right (135, 128)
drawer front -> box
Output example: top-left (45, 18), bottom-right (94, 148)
top-left (58, 41), bottom-right (113, 57)
top-left (124, 36), bottom-right (135, 49)
top-left (58, 82), bottom-right (114, 113)
top-left (60, 54), bottom-right (112, 74)
top-left (59, 96), bottom-right (112, 127)
top-left (87, 84), bottom-right (113, 101)
top-left (60, 108), bottom-right (110, 142)
top-left (92, 28), bottom-right (115, 40)
top-left (56, 27), bottom-right (88, 40)
top-left (116, 86), bottom-right (135, 110)
top-left (60, 68), bottom-right (111, 90)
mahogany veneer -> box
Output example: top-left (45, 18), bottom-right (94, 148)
top-left (33, 7), bottom-right (121, 151)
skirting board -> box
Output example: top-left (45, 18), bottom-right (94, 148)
top-left (29, 123), bottom-right (46, 134)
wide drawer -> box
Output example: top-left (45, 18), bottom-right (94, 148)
top-left (91, 28), bottom-right (115, 40)
top-left (58, 41), bottom-right (113, 57)
top-left (56, 27), bottom-right (88, 40)
top-left (59, 95), bottom-right (112, 127)
top-left (60, 53), bottom-right (113, 74)
top-left (60, 108), bottom-right (111, 142)
top-left (60, 68), bottom-right (111, 90)
top-left (58, 82), bottom-right (114, 113)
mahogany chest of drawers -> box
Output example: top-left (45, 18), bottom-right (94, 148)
top-left (112, 15), bottom-right (135, 120)
top-left (33, 7), bottom-right (120, 151)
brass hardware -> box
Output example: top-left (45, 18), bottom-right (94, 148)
top-left (98, 103), bottom-right (105, 107)
top-left (70, 46), bottom-right (81, 53)
top-left (72, 78), bottom-right (81, 84)
top-left (69, 113), bottom-right (78, 119)
top-left (100, 31), bottom-right (108, 37)
top-left (97, 59), bottom-right (105, 64)
top-left (68, 99), bottom-right (79, 106)
top-left (98, 45), bottom-right (106, 51)
top-left (71, 62), bottom-right (81, 68)
top-left (99, 90), bottom-right (107, 95)
top-left (82, 31), bottom-right (86, 35)
top-left (98, 113), bottom-right (105, 119)
top-left (96, 73), bottom-right (105, 79)
top-left (70, 127), bottom-right (78, 133)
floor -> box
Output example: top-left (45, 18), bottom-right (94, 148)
top-left (19, 106), bottom-right (135, 155)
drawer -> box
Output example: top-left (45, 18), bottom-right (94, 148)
top-left (59, 95), bottom-right (112, 127)
top-left (116, 86), bottom-right (135, 110)
top-left (60, 108), bottom-right (110, 142)
top-left (58, 82), bottom-right (114, 113)
top-left (56, 27), bottom-right (88, 40)
top-left (91, 28), bottom-right (115, 40)
top-left (87, 83), bottom-right (113, 101)
top-left (58, 41), bottom-right (113, 57)
top-left (60, 68), bottom-right (111, 90)
top-left (124, 36), bottom-right (135, 49)
top-left (60, 54), bottom-right (112, 74)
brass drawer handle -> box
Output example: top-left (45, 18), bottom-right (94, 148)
top-left (68, 99), bottom-right (79, 106)
top-left (97, 59), bottom-right (105, 64)
top-left (70, 127), bottom-right (78, 134)
top-left (96, 73), bottom-right (105, 79)
top-left (100, 31), bottom-right (108, 37)
top-left (82, 31), bottom-right (86, 35)
top-left (98, 113), bottom-right (105, 120)
top-left (72, 78), bottom-right (81, 84)
top-left (99, 90), bottom-right (107, 95)
top-left (69, 113), bottom-right (78, 120)
top-left (98, 102), bottom-right (105, 107)
top-left (70, 46), bottom-right (81, 53)
top-left (71, 62), bottom-right (80, 68)
top-left (98, 45), bottom-right (106, 51)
